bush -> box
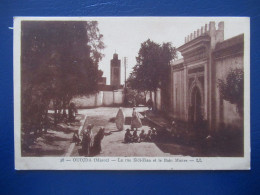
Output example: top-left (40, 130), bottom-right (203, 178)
top-left (218, 68), bottom-right (244, 117)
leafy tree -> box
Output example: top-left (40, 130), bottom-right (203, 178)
top-left (128, 39), bottom-right (177, 109)
top-left (218, 68), bottom-right (244, 117)
top-left (21, 21), bottom-right (104, 134)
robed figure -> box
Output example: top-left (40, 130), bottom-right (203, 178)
top-left (81, 124), bottom-right (94, 156)
top-left (115, 107), bottom-right (125, 131)
top-left (68, 102), bottom-right (77, 122)
top-left (91, 127), bottom-right (105, 155)
top-left (131, 107), bottom-right (142, 130)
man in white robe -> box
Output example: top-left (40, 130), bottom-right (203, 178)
top-left (115, 107), bottom-right (125, 131)
top-left (131, 107), bottom-right (142, 130)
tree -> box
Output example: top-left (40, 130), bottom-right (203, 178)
top-left (218, 68), bottom-right (244, 117)
top-left (21, 21), bottom-right (105, 134)
top-left (128, 39), bottom-right (177, 109)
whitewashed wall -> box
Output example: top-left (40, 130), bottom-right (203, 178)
top-left (156, 89), bottom-right (161, 110)
top-left (103, 91), bottom-right (114, 106)
top-left (72, 90), bottom-right (124, 108)
top-left (171, 70), bottom-right (186, 121)
top-left (113, 90), bottom-right (124, 105)
top-left (72, 94), bottom-right (97, 108)
top-left (215, 55), bottom-right (243, 130)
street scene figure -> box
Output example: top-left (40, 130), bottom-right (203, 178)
top-left (124, 129), bottom-right (133, 143)
top-left (68, 103), bottom-right (78, 122)
top-left (91, 127), bottom-right (105, 155)
top-left (151, 128), bottom-right (158, 142)
top-left (132, 129), bottom-right (139, 143)
top-left (72, 131), bottom-right (81, 145)
top-left (131, 107), bottom-right (142, 130)
top-left (81, 124), bottom-right (94, 156)
top-left (115, 107), bottom-right (125, 131)
top-left (145, 130), bottom-right (152, 142)
top-left (139, 130), bottom-right (146, 142)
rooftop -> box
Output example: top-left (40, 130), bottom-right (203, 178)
top-left (215, 34), bottom-right (244, 51)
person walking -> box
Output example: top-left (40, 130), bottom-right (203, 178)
top-left (81, 124), bottom-right (94, 156)
top-left (131, 107), bottom-right (142, 130)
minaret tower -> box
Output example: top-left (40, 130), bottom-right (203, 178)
top-left (110, 53), bottom-right (121, 88)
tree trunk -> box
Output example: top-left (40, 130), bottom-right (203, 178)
top-left (154, 89), bottom-right (157, 111)
top-left (54, 99), bottom-right (58, 126)
top-left (62, 97), bottom-right (67, 119)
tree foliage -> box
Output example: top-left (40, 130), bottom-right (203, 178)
top-left (21, 21), bottom-right (104, 133)
top-left (127, 39), bottom-right (177, 109)
top-left (218, 68), bottom-right (244, 117)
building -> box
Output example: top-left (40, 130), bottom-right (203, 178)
top-left (168, 21), bottom-right (244, 131)
top-left (71, 53), bottom-right (125, 108)
top-left (98, 77), bottom-right (107, 85)
top-left (110, 53), bottom-right (121, 88)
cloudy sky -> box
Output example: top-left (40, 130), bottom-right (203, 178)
top-left (95, 17), bottom-right (249, 85)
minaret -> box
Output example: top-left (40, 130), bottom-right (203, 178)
top-left (110, 53), bottom-right (121, 88)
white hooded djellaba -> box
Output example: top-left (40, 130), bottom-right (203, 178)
top-left (115, 107), bottom-right (125, 131)
top-left (131, 107), bottom-right (142, 129)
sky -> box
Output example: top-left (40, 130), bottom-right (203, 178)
top-left (94, 17), bottom-right (249, 85)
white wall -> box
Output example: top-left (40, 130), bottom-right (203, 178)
top-left (72, 94), bottom-right (97, 108)
top-left (72, 90), bottom-right (124, 108)
top-left (103, 91), bottom-right (114, 106)
top-left (171, 69), bottom-right (186, 121)
top-left (156, 89), bottom-right (161, 110)
top-left (96, 91), bottom-right (103, 106)
top-left (113, 90), bottom-right (124, 105)
top-left (215, 55), bottom-right (243, 130)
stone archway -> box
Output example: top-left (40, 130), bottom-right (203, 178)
top-left (190, 86), bottom-right (203, 124)
top-left (189, 79), bottom-right (204, 126)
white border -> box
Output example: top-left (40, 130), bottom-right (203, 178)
top-left (14, 17), bottom-right (250, 170)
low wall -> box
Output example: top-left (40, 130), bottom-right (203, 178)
top-left (72, 90), bottom-right (124, 108)
top-left (114, 90), bottom-right (124, 105)
top-left (103, 91), bottom-right (114, 106)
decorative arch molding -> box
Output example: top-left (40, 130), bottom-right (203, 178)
top-left (188, 76), bottom-right (205, 122)
top-left (189, 76), bottom-right (204, 106)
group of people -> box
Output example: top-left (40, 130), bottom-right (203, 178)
top-left (124, 128), bottom-right (158, 143)
top-left (73, 124), bottom-right (105, 156)
top-left (123, 107), bottom-right (160, 143)
top-left (72, 106), bottom-right (155, 155)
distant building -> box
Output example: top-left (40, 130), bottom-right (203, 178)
top-left (98, 77), bottom-right (107, 85)
top-left (110, 53), bottom-right (121, 88)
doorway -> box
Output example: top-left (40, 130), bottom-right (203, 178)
top-left (190, 86), bottom-right (203, 125)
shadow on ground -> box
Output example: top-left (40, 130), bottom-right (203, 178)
top-left (109, 116), bottom-right (151, 127)
top-left (44, 134), bottom-right (71, 144)
top-left (21, 114), bottom-right (85, 157)
top-left (154, 142), bottom-right (199, 157)
top-left (23, 148), bottom-right (65, 157)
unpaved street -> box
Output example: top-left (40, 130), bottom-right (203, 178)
top-left (71, 107), bottom-right (198, 157)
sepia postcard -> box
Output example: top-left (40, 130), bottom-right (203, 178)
top-left (14, 17), bottom-right (250, 170)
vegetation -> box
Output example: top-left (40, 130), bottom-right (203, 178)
top-left (218, 68), bottom-right (244, 117)
top-left (127, 39), bottom-right (177, 109)
top-left (21, 21), bottom-right (104, 135)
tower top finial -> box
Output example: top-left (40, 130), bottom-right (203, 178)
top-left (113, 52), bottom-right (118, 60)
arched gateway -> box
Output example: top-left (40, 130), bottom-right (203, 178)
top-left (190, 86), bottom-right (203, 124)
top-left (169, 21), bottom-right (244, 132)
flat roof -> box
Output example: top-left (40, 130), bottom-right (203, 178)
top-left (170, 58), bottom-right (184, 66)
